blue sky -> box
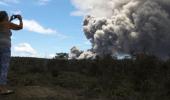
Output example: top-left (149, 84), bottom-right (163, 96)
top-left (0, 0), bottom-right (91, 58)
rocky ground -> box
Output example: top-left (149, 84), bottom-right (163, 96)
top-left (0, 85), bottom-right (108, 100)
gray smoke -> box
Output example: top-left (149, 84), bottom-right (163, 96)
top-left (69, 46), bottom-right (96, 59)
top-left (69, 46), bottom-right (82, 59)
top-left (73, 0), bottom-right (170, 59)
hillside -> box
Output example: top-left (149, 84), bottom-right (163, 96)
top-left (1, 56), bottom-right (170, 100)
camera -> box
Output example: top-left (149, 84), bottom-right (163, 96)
top-left (9, 15), bottom-right (18, 22)
top-left (11, 15), bottom-right (18, 19)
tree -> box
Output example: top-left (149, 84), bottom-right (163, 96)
top-left (54, 53), bottom-right (68, 59)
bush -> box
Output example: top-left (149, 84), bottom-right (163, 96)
top-left (8, 56), bottom-right (170, 99)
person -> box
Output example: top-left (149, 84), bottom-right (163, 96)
top-left (0, 11), bottom-right (23, 95)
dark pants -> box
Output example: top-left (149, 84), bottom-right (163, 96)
top-left (0, 47), bottom-right (11, 85)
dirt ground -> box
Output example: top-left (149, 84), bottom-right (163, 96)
top-left (0, 86), bottom-right (107, 100)
top-left (0, 86), bottom-right (81, 100)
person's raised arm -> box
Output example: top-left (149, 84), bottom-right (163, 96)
top-left (9, 15), bottom-right (23, 30)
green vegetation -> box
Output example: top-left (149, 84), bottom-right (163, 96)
top-left (1, 55), bottom-right (170, 100)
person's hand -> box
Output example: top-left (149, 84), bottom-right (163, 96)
top-left (16, 15), bottom-right (22, 20)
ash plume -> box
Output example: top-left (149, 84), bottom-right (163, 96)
top-left (69, 46), bottom-right (83, 59)
top-left (71, 0), bottom-right (170, 59)
top-left (69, 46), bottom-right (96, 60)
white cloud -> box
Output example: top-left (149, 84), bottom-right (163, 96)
top-left (0, 1), bottom-right (8, 6)
top-left (10, 10), bottom-right (22, 15)
top-left (84, 40), bottom-right (91, 45)
top-left (38, 0), bottom-right (51, 5)
top-left (70, 10), bottom-right (86, 16)
top-left (13, 19), bottom-right (68, 39)
top-left (2, 0), bottom-right (19, 3)
top-left (14, 43), bottom-right (37, 57)
top-left (48, 54), bottom-right (55, 58)
top-left (23, 19), bottom-right (57, 35)
top-left (12, 43), bottom-right (56, 58)
top-left (0, 0), bottom-right (19, 6)
top-left (70, 0), bottom-right (94, 16)
top-left (0, 0), bottom-right (51, 6)
top-left (70, 0), bottom-right (114, 17)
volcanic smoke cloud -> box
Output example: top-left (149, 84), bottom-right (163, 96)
top-left (69, 46), bottom-right (96, 59)
top-left (71, 0), bottom-right (170, 59)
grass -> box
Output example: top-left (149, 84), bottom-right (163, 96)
top-left (1, 56), bottom-right (170, 100)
